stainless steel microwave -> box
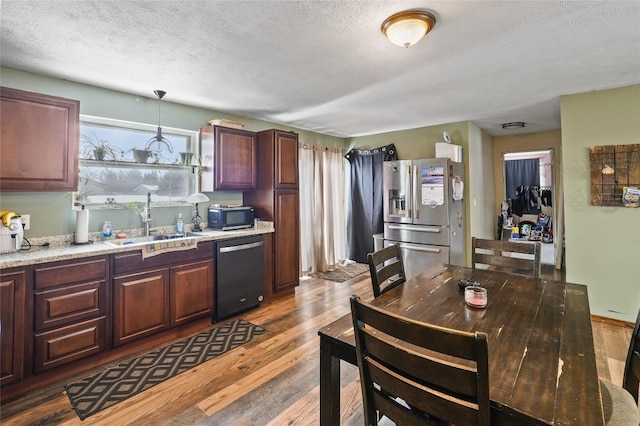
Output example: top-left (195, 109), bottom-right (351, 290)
top-left (207, 206), bottom-right (255, 230)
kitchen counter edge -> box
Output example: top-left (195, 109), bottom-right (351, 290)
top-left (0, 227), bottom-right (274, 269)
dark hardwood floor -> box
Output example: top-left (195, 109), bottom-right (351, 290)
top-left (0, 269), bottom-right (631, 425)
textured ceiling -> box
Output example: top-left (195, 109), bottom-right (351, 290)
top-left (1, 1), bottom-right (639, 138)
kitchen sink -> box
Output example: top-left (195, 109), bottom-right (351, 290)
top-left (103, 232), bottom-right (204, 247)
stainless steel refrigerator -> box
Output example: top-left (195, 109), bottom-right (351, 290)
top-left (383, 158), bottom-right (465, 279)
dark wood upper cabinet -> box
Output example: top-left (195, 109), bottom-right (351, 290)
top-left (0, 87), bottom-right (79, 192)
top-left (200, 125), bottom-right (257, 191)
top-left (273, 130), bottom-right (299, 189)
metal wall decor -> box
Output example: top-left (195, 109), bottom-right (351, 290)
top-left (589, 144), bottom-right (640, 207)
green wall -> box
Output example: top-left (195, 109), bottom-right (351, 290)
top-left (467, 123), bottom-right (496, 244)
top-left (561, 84), bottom-right (640, 323)
top-left (0, 67), bottom-right (346, 238)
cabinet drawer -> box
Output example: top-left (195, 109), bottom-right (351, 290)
top-left (34, 256), bottom-right (108, 289)
top-left (112, 241), bottom-right (214, 275)
top-left (34, 281), bottom-right (107, 331)
top-left (33, 317), bottom-right (107, 373)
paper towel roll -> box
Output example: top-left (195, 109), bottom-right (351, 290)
top-left (76, 209), bottom-right (89, 243)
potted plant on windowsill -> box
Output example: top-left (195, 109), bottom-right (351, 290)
top-left (81, 132), bottom-right (123, 161)
top-left (132, 148), bottom-right (152, 163)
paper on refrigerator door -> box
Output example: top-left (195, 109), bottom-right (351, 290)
top-left (453, 176), bottom-right (464, 201)
top-left (421, 166), bottom-right (444, 207)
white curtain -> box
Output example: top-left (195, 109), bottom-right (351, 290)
top-left (299, 144), bottom-right (346, 274)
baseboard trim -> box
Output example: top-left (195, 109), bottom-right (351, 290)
top-left (591, 314), bottom-right (634, 329)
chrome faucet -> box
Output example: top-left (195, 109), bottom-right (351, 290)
top-left (141, 191), bottom-right (152, 236)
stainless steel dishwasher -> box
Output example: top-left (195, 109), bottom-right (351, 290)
top-left (215, 235), bottom-right (264, 321)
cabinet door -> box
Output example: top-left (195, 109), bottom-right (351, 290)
top-left (274, 190), bottom-right (300, 292)
top-left (274, 131), bottom-right (298, 189)
top-left (0, 87), bottom-right (79, 191)
top-left (113, 269), bottom-right (169, 347)
top-left (200, 125), bottom-right (257, 191)
top-left (170, 260), bottom-right (214, 326)
top-left (0, 270), bottom-right (25, 386)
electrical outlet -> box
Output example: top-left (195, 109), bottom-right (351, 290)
top-left (21, 214), bottom-right (30, 230)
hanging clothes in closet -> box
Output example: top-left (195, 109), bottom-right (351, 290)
top-left (344, 144), bottom-right (397, 263)
top-left (541, 187), bottom-right (553, 207)
top-left (511, 185), bottom-right (543, 215)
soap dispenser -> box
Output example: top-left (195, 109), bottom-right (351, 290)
top-left (176, 213), bottom-right (184, 235)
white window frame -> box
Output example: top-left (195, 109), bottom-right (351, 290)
top-left (75, 114), bottom-right (200, 210)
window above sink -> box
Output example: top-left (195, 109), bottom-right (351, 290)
top-left (75, 115), bottom-right (200, 210)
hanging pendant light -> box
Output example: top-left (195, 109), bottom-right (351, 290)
top-left (145, 90), bottom-right (174, 153)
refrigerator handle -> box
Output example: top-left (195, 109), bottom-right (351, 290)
top-left (388, 224), bottom-right (441, 233)
top-left (398, 243), bottom-right (441, 254)
top-left (413, 165), bottom-right (419, 219)
top-left (406, 165), bottom-right (412, 218)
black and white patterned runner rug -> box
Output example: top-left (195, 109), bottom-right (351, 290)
top-left (65, 319), bottom-right (266, 420)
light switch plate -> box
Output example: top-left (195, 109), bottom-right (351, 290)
top-left (21, 214), bottom-right (30, 230)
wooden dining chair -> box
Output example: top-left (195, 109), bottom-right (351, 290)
top-left (350, 295), bottom-right (490, 426)
top-left (601, 308), bottom-right (640, 425)
top-left (367, 244), bottom-right (406, 298)
top-left (472, 237), bottom-right (541, 278)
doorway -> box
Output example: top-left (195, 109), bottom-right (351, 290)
top-left (503, 150), bottom-right (563, 272)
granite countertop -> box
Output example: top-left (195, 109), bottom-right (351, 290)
top-left (0, 224), bottom-right (274, 269)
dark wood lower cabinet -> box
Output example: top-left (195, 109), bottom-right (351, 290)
top-left (113, 260), bottom-right (215, 346)
top-left (170, 260), bottom-right (214, 326)
top-left (112, 242), bottom-right (215, 347)
top-left (113, 269), bottom-right (170, 347)
top-left (0, 269), bottom-right (25, 386)
top-left (31, 256), bottom-right (109, 374)
top-left (0, 239), bottom-right (228, 399)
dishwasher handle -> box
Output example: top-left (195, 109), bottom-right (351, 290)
top-left (219, 240), bottom-right (263, 253)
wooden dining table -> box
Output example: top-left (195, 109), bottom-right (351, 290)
top-left (318, 264), bottom-right (604, 425)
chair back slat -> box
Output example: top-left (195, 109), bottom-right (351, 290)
top-left (351, 295), bottom-right (490, 426)
top-left (472, 237), bottom-right (541, 278)
top-left (362, 330), bottom-right (479, 397)
top-left (367, 244), bottom-right (406, 297)
top-left (368, 359), bottom-right (480, 425)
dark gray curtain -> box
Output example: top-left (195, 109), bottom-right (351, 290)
top-left (344, 144), bottom-right (397, 263)
top-left (505, 159), bottom-right (540, 199)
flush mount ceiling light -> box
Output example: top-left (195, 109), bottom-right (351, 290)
top-left (145, 89), bottom-right (174, 154)
top-left (381, 10), bottom-right (436, 48)
top-left (501, 122), bottom-right (526, 129)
